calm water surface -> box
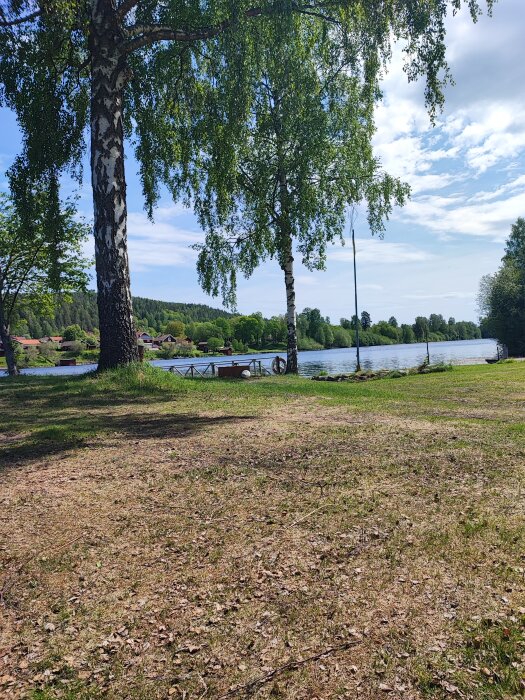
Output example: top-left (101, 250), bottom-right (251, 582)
top-left (6, 338), bottom-right (498, 379)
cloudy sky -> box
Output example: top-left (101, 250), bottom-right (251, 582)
top-left (0, 0), bottom-right (523, 324)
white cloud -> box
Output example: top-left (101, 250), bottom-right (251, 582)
top-left (295, 275), bottom-right (319, 286)
top-left (371, 0), bottom-right (525, 244)
top-left (127, 213), bottom-right (202, 244)
top-left (126, 208), bottom-right (204, 271)
top-left (401, 175), bottom-right (525, 238)
top-left (467, 174), bottom-right (525, 204)
top-left (403, 291), bottom-right (475, 301)
top-left (129, 241), bottom-right (198, 272)
top-left (329, 238), bottom-right (434, 265)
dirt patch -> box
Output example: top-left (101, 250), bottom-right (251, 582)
top-left (1, 373), bottom-right (525, 699)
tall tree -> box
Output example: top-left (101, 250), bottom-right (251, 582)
top-left (504, 217), bottom-right (525, 267)
top-left (0, 0), bottom-right (494, 369)
top-left (195, 16), bottom-right (408, 372)
top-left (479, 217), bottom-right (525, 356)
top-left (413, 316), bottom-right (429, 342)
top-left (0, 191), bottom-right (89, 376)
top-left (360, 311), bottom-right (371, 330)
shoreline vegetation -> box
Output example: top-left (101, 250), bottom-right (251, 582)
top-left (0, 338), bottom-right (496, 372)
top-left (4, 292), bottom-right (484, 372)
top-left (1, 363), bottom-right (525, 699)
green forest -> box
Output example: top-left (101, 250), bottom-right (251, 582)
top-left (11, 291), bottom-right (481, 353)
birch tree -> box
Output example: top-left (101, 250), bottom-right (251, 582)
top-left (0, 190), bottom-right (89, 376)
top-left (0, 0), bottom-right (494, 370)
top-left (195, 16), bottom-right (408, 373)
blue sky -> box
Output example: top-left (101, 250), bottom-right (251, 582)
top-left (0, 0), bottom-right (523, 325)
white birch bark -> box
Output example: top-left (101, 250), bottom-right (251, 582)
top-left (283, 240), bottom-right (298, 374)
top-left (90, 0), bottom-right (137, 369)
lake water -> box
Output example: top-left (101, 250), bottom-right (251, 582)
top-left (4, 338), bottom-right (498, 379)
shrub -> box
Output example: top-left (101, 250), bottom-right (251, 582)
top-left (157, 342), bottom-right (177, 359)
top-left (298, 336), bottom-right (324, 351)
top-left (63, 341), bottom-right (84, 356)
top-left (17, 346), bottom-right (39, 367)
top-left (207, 336), bottom-right (225, 352)
top-left (62, 324), bottom-right (86, 342)
top-left (39, 342), bottom-right (59, 364)
top-left (231, 339), bottom-right (248, 352)
top-left (173, 344), bottom-right (198, 358)
top-left (157, 342), bottom-right (198, 359)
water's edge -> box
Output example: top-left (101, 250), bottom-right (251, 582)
top-left (3, 339), bottom-right (498, 379)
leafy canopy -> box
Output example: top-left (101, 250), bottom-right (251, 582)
top-left (0, 0), bottom-right (494, 218)
top-left (195, 12), bottom-right (409, 307)
top-left (479, 217), bottom-right (525, 356)
top-left (0, 190), bottom-right (90, 327)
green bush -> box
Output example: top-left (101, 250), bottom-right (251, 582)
top-left (207, 336), bottom-right (225, 352)
top-left (18, 345), bottom-right (40, 367)
top-left (157, 342), bottom-right (198, 359)
top-left (298, 336), bottom-right (324, 351)
top-left (38, 342), bottom-right (59, 364)
top-left (63, 341), bottom-right (85, 356)
top-left (231, 339), bottom-right (248, 352)
top-left (62, 324), bottom-right (86, 342)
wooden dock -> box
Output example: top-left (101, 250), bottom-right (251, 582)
top-left (165, 357), bottom-right (275, 378)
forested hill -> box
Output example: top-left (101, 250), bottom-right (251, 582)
top-left (13, 291), bottom-right (232, 339)
top-left (12, 291), bottom-right (481, 352)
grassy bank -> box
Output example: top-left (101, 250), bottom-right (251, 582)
top-left (0, 349), bottom-right (101, 370)
top-left (1, 364), bottom-right (525, 699)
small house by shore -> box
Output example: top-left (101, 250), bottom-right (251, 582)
top-left (40, 336), bottom-right (63, 344)
top-left (12, 336), bottom-right (41, 350)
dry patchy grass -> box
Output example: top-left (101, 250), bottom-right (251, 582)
top-left (0, 364), bottom-right (525, 699)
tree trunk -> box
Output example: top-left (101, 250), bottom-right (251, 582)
top-left (282, 234), bottom-right (298, 374)
top-left (277, 163), bottom-right (298, 375)
top-left (0, 300), bottom-right (18, 376)
top-left (90, 1), bottom-right (138, 371)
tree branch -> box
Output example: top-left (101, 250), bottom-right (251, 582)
top-left (293, 7), bottom-right (339, 23)
top-left (218, 640), bottom-right (360, 698)
top-left (122, 13), bottom-right (250, 53)
top-left (5, 241), bottom-right (46, 321)
top-left (117, 0), bottom-right (139, 21)
top-left (122, 2), bottom-right (339, 53)
top-left (0, 9), bottom-right (40, 27)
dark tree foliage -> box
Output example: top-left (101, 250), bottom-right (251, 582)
top-left (360, 310), bottom-right (371, 330)
top-left (479, 218), bottom-right (525, 356)
top-left (11, 291), bottom-right (232, 338)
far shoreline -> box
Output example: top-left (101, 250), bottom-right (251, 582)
top-left (1, 339), bottom-right (505, 377)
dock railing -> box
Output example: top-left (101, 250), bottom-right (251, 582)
top-left (165, 357), bottom-right (274, 378)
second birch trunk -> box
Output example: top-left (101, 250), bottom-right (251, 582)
top-left (282, 234), bottom-right (298, 374)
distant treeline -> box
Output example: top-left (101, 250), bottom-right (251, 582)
top-left (11, 292), bottom-right (481, 352)
top-left (296, 309), bottom-right (480, 351)
top-left (11, 291), bottom-right (232, 339)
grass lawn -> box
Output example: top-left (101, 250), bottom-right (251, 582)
top-left (1, 363), bottom-right (525, 699)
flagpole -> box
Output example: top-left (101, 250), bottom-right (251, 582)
top-left (352, 222), bottom-right (361, 372)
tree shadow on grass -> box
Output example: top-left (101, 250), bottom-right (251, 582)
top-left (0, 411), bottom-right (256, 473)
top-left (0, 369), bottom-right (197, 438)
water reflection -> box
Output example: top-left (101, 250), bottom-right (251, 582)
top-left (296, 340), bottom-right (497, 377)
